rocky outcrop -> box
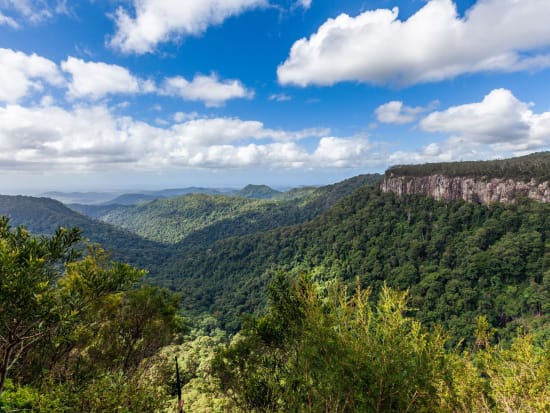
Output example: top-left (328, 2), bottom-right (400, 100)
top-left (381, 174), bottom-right (550, 204)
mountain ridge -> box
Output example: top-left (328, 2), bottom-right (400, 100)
top-left (382, 152), bottom-right (550, 204)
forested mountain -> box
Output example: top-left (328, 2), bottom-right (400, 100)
top-left (0, 195), bottom-right (170, 270)
top-left (0, 174), bottom-right (382, 278)
top-left (2, 165), bottom-right (550, 412)
top-left (157, 187), bottom-right (550, 342)
top-left (70, 174), bottom-right (382, 245)
top-left (235, 184), bottom-right (281, 199)
top-left (4, 168), bottom-right (548, 346)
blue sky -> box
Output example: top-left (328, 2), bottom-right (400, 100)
top-left (1, 0), bottom-right (550, 193)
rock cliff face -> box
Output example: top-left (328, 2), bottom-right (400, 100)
top-left (381, 174), bottom-right (550, 204)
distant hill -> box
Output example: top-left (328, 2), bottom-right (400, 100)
top-left (101, 187), bottom-right (228, 205)
top-left (103, 193), bottom-right (160, 206)
top-left (0, 195), bottom-right (170, 271)
top-left (45, 187), bottom-right (231, 207)
top-left (235, 184), bottom-right (281, 199)
top-left (86, 174), bottom-right (383, 245)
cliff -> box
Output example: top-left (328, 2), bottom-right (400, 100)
top-left (381, 174), bottom-right (550, 204)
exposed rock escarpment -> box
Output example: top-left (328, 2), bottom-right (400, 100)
top-left (381, 174), bottom-right (550, 204)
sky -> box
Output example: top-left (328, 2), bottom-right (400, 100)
top-left (1, 0), bottom-right (550, 194)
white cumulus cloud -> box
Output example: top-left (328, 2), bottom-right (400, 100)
top-left (389, 89), bottom-right (550, 165)
top-left (312, 137), bottom-right (372, 167)
top-left (0, 103), bottom-right (355, 172)
top-left (278, 0), bottom-right (550, 86)
top-left (61, 57), bottom-right (146, 100)
top-left (0, 48), bottom-right (63, 103)
top-left (161, 73), bottom-right (253, 107)
top-left (419, 88), bottom-right (550, 151)
top-left (109, 0), bottom-right (266, 54)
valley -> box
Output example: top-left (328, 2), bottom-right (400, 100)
top-left (1, 154), bottom-right (549, 411)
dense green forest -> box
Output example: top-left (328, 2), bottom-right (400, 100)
top-left (1, 160), bottom-right (550, 411)
top-left (158, 187), bottom-right (550, 343)
top-left (1, 224), bottom-right (548, 411)
top-left (387, 151), bottom-right (550, 181)
top-left (69, 175), bottom-right (381, 245)
top-left (0, 195), bottom-right (171, 270)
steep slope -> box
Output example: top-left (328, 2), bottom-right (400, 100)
top-left (382, 152), bottom-right (550, 204)
top-left (0, 195), bottom-right (170, 271)
top-left (157, 188), bottom-right (550, 342)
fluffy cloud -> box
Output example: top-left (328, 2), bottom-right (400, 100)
top-left (420, 89), bottom-right (550, 151)
top-left (375, 101), bottom-right (426, 124)
top-left (2, 49), bottom-right (252, 105)
top-left (161, 73), bottom-right (253, 107)
top-left (278, 0), bottom-right (550, 86)
top-left (61, 57), bottom-right (148, 100)
top-left (388, 89), bottom-right (550, 165)
top-left (0, 48), bottom-right (63, 102)
top-left (0, 103), bottom-right (362, 172)
top-left (312, 137), bottom-right (372, 167)
top-left (109, 0), bottom-right (266, 54)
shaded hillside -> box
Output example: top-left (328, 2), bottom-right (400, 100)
top-left (157, 188), bottom-right (550, 342)
top-left (0, 195), bottom-right (170, 271)
top-left (68, 203), bottom-right (122, 219)
top-left (387, 151), bottom-right (550, 181)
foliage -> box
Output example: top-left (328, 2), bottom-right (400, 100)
top-left (0, 218), bottom-right (182, 410)
top-left (0, 217), bottom-right (82, 396)
top-left (386, 151), bottom-right (550, 181)
top-left (212, 274), bottom-right (550, 413)
top-left (159, 188), bottom-right (550, 345)
top-left (213, 273), bottom-right (449, 412)
top-left (156, 320), bottom-right (238, 412)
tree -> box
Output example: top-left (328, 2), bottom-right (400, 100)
top-left (74, 284), bottom-right (184, 377)
top-left (213, 273), bottom-right (449, 412)
top-left (0, 217), bottom-right (141, 397)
